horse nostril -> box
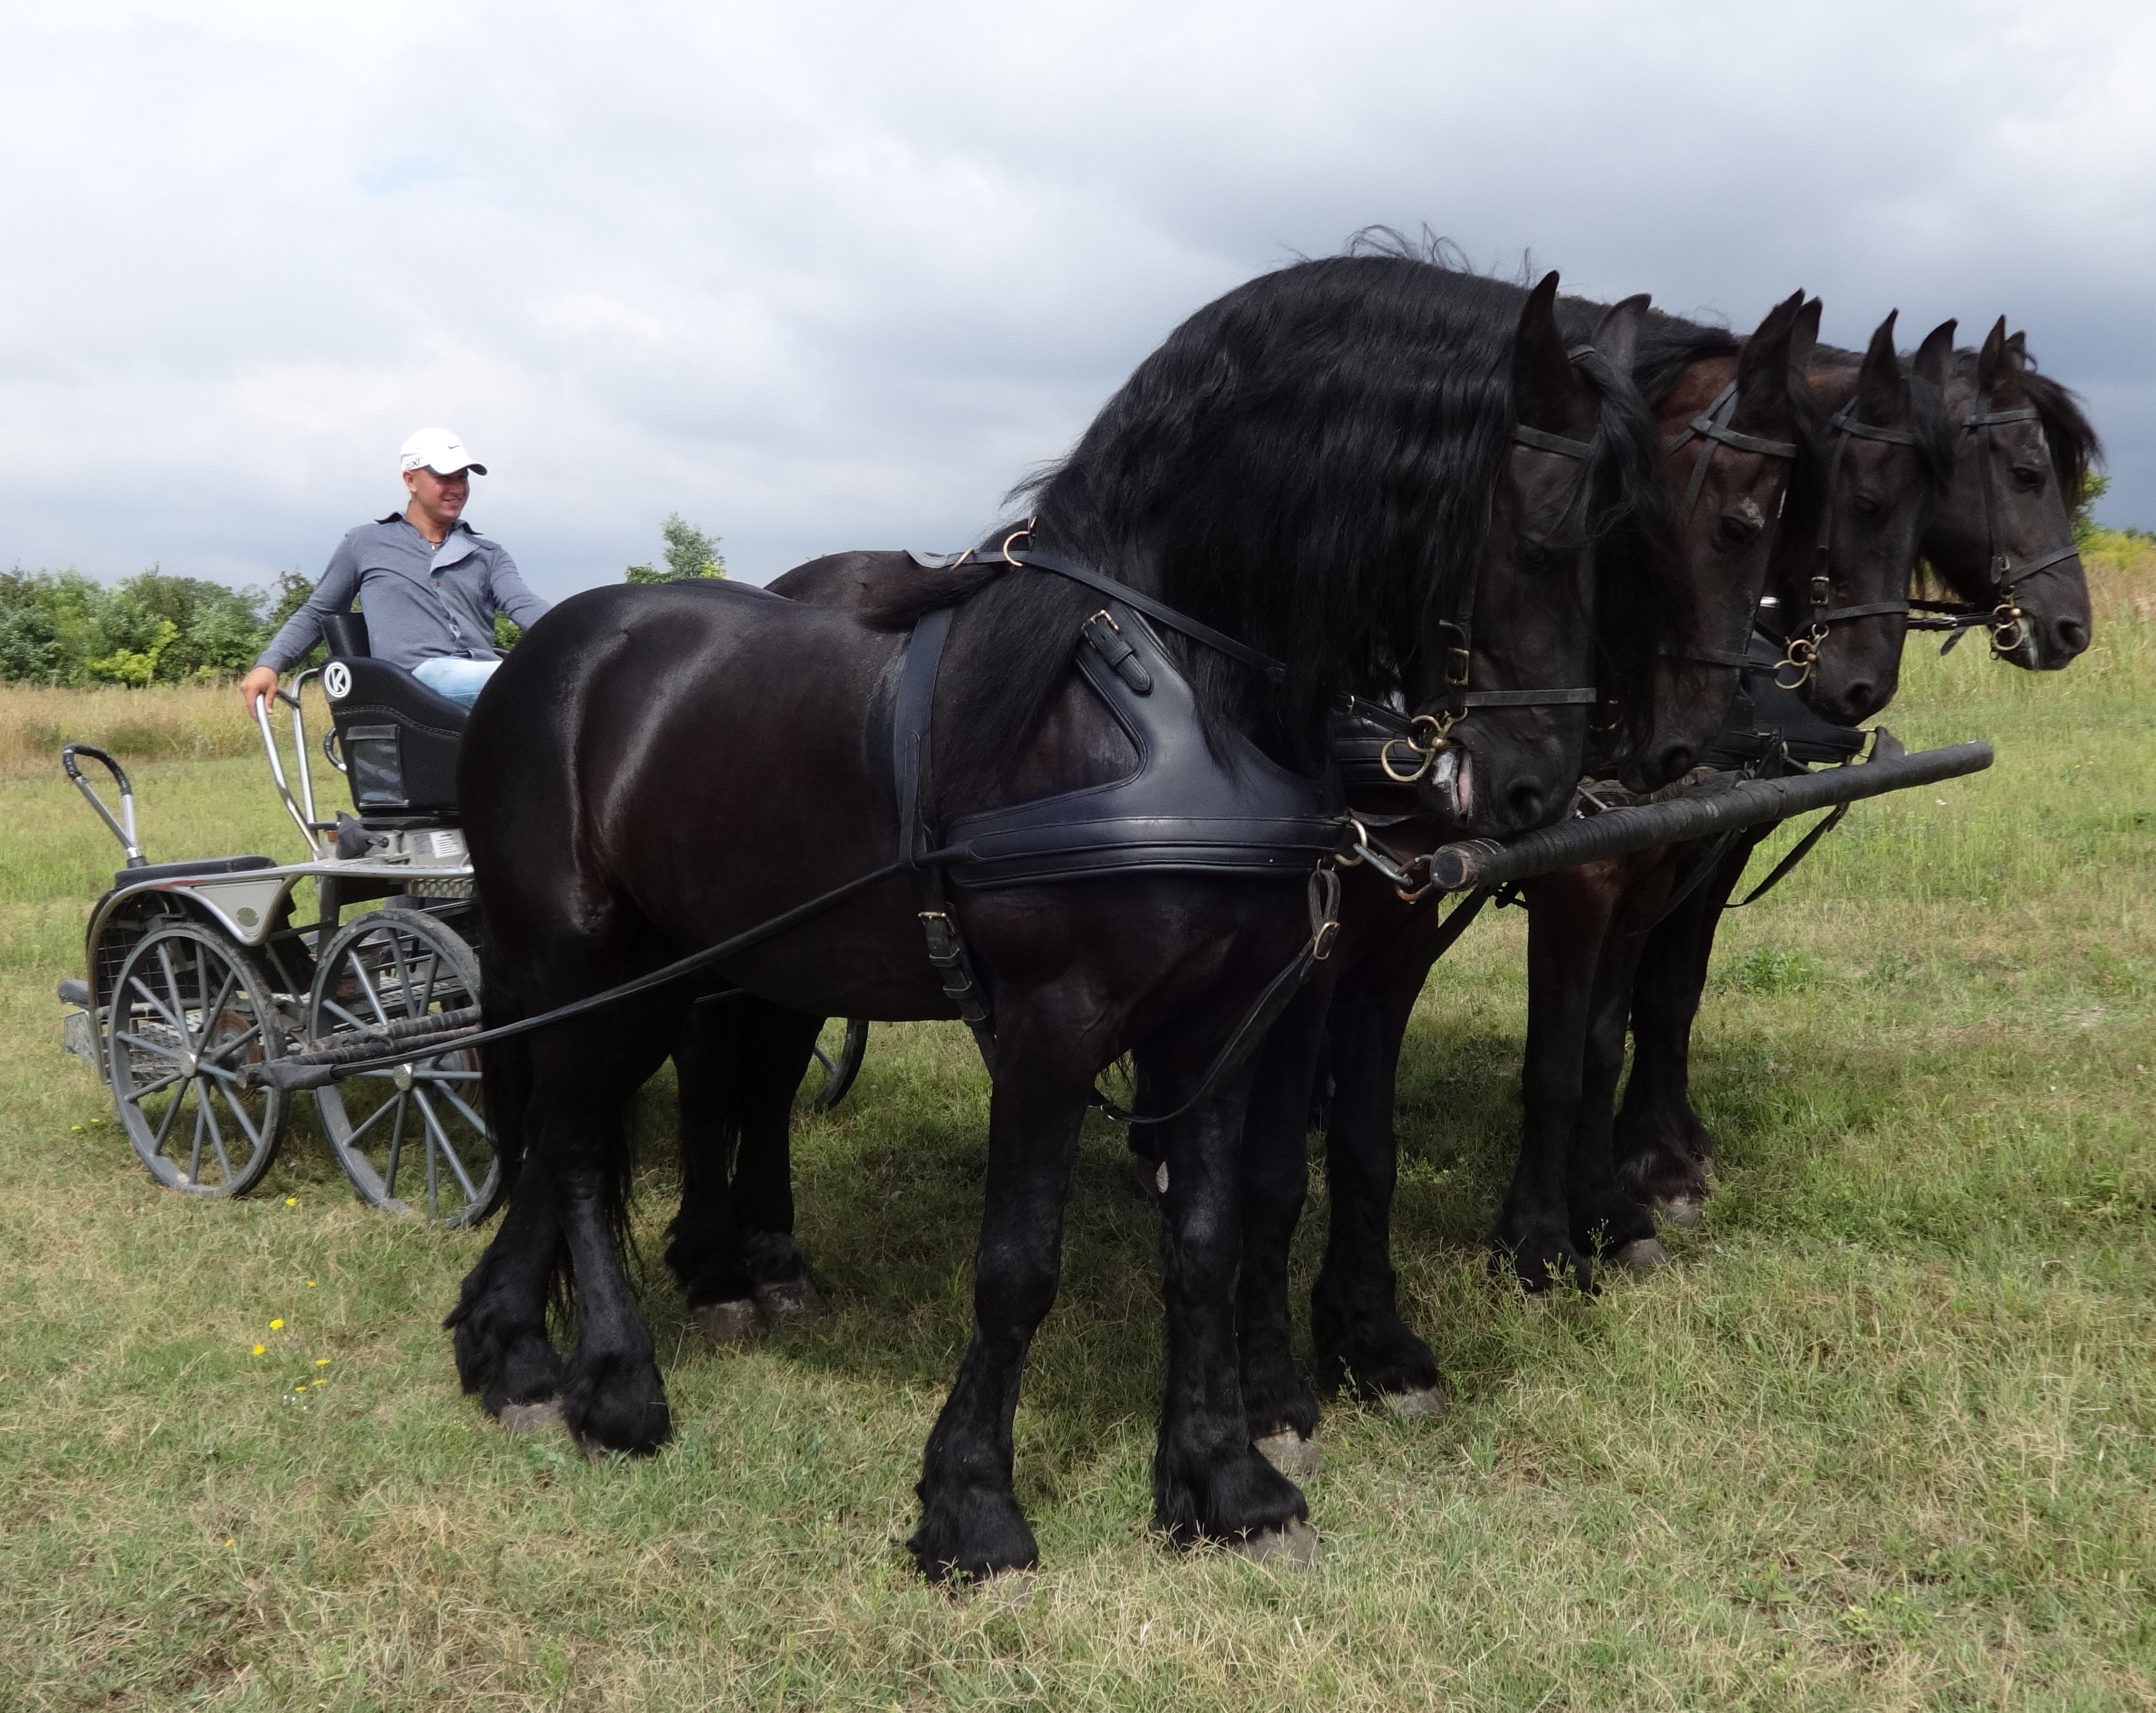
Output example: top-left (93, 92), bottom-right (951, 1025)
top-left (1839, 682), bottom-right (1876, 721)
top-left (1654, 742), bottom-right (1696, 786)
top-left (2055, 617), bottom-right (2089, 658)
top-left (1504, 781), bottom-right (1545, 830)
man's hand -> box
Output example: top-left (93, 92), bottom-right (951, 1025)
top-left (239, 666), bottom-right (281, 712)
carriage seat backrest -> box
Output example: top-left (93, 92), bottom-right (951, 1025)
top-left (322, 655), bottom-right (467, 813)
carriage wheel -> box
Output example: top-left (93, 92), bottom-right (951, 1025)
top-left (308, 908), bottom-right (500, 1227)
top-left (105, 922), bottom-right (290, 1196)
top-left (808, 1018), bottom-right (870, 1111)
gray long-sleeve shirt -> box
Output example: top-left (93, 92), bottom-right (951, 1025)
top-left (255, 512), bottom-right (552, 673)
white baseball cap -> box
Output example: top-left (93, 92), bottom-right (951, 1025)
top-left (399, 426), bottom-right (487, 476)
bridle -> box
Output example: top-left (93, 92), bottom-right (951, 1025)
top-left (1768, 399), bottom-right (1927, 690)
top-left (1906, 396), bottom-right (2081, 657)
top-left (1374, 350), bottom-right (1607, 785)
top-left (1659, 379), bottom-right (1798, 676)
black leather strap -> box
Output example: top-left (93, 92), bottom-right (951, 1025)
top-left (893, 604), bottom-right (954, 868)
top-left (1512, 424), bottom-right (1593, 458)
top-left (1002, 547), bottom-right (1285, 680)
top-left (1725, 800), bottom-right (1850, 908)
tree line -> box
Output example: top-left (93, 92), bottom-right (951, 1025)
top-left (0, 514), bottom-right (725, 686)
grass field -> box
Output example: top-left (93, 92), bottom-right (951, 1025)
top-left (2, 561), bottom-right (2152, 1710)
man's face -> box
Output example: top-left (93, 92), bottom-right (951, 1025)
top-left (404, 465), bottom-right (471, 522)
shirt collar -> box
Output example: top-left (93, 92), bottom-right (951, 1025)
top-left (375, 511), bottom-right (479, 540)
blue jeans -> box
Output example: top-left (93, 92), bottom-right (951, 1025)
top-left (412, 656), bottom-right (500, 707)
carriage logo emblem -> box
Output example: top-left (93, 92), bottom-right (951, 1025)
top-left (324, 662), bottom-right (352, 700)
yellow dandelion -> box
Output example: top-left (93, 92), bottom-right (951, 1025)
top-left (295, 1382), bottom-right (307, 1393)
top-left (305, 1280), bottom-right (317, 1288)
top-left (251, 1344), bottom-right (265, 1356)
top-left (269, 1318), bottom-right (284, 1331)
top-left (315, 1358), bottom-right (330, 1367)
top-left (284, 1197), bottom-right (297, 1207)
top-left (225, 1539), bottom-right (235, 1548)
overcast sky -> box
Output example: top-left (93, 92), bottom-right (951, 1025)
top-left (3, 1), bottom-right (2150, 599)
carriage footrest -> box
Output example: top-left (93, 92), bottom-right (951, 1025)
top-left (56, 979), bottom-right (90, 1007)
top-left (60, 1005), bottom-right (99, 1073)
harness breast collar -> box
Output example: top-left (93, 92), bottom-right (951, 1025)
top-left (889, 536), bottom-right (1349, 1114)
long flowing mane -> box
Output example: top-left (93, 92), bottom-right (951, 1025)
top-left (885, 248), bottom-right (1683, 797)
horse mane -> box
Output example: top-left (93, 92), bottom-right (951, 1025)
top-left (885, 242), bottom-right (1684, 799)
top-left (1951, 345), bottom-right (2102, 507)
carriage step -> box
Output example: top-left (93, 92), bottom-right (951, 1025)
top-left (56, 979), bottom-right (90, 1007)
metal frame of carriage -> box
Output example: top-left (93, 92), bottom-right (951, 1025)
top-left (55, 640), bottom-right (868, 1228)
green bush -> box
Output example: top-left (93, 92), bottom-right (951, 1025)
top-left (0, 566), bottom-right (291, 687)
top-left (625, 514), bottom-right (726, 584)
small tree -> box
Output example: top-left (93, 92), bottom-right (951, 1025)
top-left (626, 514), bottom-right (726, 583)
top-left (2073, 471), bottom-right (2112, 550)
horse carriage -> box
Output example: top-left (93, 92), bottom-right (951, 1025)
top-left (54, 612), bottom-right (868, 1227)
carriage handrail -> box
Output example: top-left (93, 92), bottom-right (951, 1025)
top-left (254, 669), bottom-right (326, 859)
top-left (61, 744), bottom-right (146, 866)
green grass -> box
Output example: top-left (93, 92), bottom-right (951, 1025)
top-left (1, 609), bottom-right (2152, 1709)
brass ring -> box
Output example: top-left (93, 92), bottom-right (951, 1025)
top-left (1379, 736), bottom-right (1435, 784)
top-left (1336, 817), bottom-right (1371, 866)
top-left (1001, 527), bottom-right (1034, 567)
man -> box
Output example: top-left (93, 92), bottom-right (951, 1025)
top-left (239, 427), bottom-right (550, 712)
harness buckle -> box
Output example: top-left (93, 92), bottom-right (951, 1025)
top-left (1989, 601), bottom-right (2027, 655)
top-left (1772, 625), bottom-right (1827, 692)
top-left (1378, 712), bottom-right (1456, 785)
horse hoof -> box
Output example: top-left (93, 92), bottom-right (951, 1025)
top-left (1382, 1386), bottom-right (1450, 1422)
top-left (956, 1567), bottom-right (1037, 1607)
top-left (1613, 1238), bottom-right (1673, 1271)
top-left (1232, 1517), bottom-right (1321, 1569)
top-left (498, 1398), bottom-right (565, 1435)
top-left (692, 1299), bottom-right (765, 1348)
top-left (1254, 1430), bottom-right (1325, 1477)
top-left (1654, 1198), bottom-right (1704, 1229)
top-left (755, 1277), bottom-right (825, 1325)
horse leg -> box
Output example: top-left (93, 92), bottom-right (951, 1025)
top-left (1309, 942), bottom-right (1447, 1412)
top-left (1151, 1059), bottom-right (1312, 1558)
top-left (1493, 868), bottom-right (1618, 1291)
top-left (908, 1025), bottom-right (1093, 1583)
top-left (1613, 833), bottom-right (1758, 1222)
top-left (1234, 981), bottom-right (1329, 1466)
top-left (447, 970), bottom-right (566, 1420)
top-left (731, 1001), bottom-right (825, 1320)
top-left (666, 994), bottom-right (762, 1344)
top-left (538, 992), bottom-right (684, 1455)
top-left (1565, 875), bottom-right (1669, 1268)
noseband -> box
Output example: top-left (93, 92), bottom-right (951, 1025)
top-left (1906, 400), bottom-right (2081, 657)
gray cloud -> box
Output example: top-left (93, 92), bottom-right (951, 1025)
top-left (2, 0), bottom-right (2148, 598)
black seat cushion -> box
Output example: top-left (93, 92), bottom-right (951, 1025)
top-left (324, 656), bottom-right (468, 812)
top-left (116, 854), bottom-right (277, 889)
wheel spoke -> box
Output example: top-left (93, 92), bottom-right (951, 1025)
top-left (415, 1086), bottom-right (482, 1205)
top-left (127, 973), bottom-right (187, 1039)
top-left (416, 945), bottom-right (443, 1015)
top-left (430, 1079), bottom-right (488, 1136)
top-left (201, 952), bottom-right (238, 1039)
top-left (186, 1093), bottom-right (207, 1180)
top-left (355, 949), bottom-right (395, 1028)
top-left (124, 1067), bottom-right (186, 1101)
top-left (154, 943), bottom-right (194, 1050)
top-left (340, 1089), bottom-right (403, 1149)
top-left (202, 1087), bottom-right (234, 1184)
top-left (320, 996), bottom-right (377, 1036)
top-left (383, 1094), bottom-right (409, 1198)
top-left (216, 1083), bottom-right (265, 1153)
top-left (151, 1078), bottom-right (188, 1155)
top-left (114, 1028), bottom-right (190, 1066)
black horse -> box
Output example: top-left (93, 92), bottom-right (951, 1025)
top-left (448, 256), bottom-right (1679, 1582)
top-left (1609, 317), bottom-right (2101, 1218)
top-left (1219, 288), bottom-right (1824, 1451)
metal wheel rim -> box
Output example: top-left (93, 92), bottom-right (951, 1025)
top-left (308, 908), bottom-right (499, 1227)
top-left (105, 923), bottom-right (289, 1196)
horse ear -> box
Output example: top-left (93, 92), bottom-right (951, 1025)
top-left (1789, 296), bottom-right (1822, 377)
top-left (1592, 293), bottom-right (1650, 377)
top-left (1975, 316), bottom-right (2008, 393)
top-left (1735, 289), bottom-right (1804, 426)
top-left (1855, 309), bottom-right (1906, 419)
top-left (1912, 318), bottom-right (1956, 388)
top-left (1512, 271), bottom-right (1584, 431)
top-left (2004, 329), bottom-right (2029, 369)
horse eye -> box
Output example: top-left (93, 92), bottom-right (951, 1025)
top-left (2010, 465), bottom-right (2046, 493)
top-left (1849, 491), bottom-right (1884, 521)
top-left (1715, 515), bottom-right (1758, 549)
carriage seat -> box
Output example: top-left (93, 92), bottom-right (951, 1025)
top-left (322, 654), bottom-right (468, 814)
